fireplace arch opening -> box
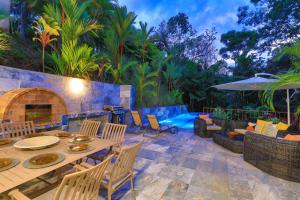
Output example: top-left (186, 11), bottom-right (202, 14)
top-left (0, 88), bottom-right (68, 126)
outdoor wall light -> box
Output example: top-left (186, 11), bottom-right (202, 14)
top-left (69, 78), bottom-right (85, 95)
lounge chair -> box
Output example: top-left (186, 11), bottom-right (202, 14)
top-left (145, 114), bottom-right (178, 137)
top-left (130, 110), bottom-right (146, 129)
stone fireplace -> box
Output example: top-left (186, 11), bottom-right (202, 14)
top-left (0, 88), bottom-right (68, 126)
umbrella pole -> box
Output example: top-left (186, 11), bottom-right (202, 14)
top-left (287, 89), bottom-right (291, 126)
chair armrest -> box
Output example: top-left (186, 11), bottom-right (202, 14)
top-left (9, 189), bottom-right (31, 200)
top-left (80, 162), bottom-right (94, 169)
top-left (74, 164), bottom-right (87, 171)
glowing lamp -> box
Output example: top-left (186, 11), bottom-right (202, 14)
top-left (70, 78), bottom-right (85, 95)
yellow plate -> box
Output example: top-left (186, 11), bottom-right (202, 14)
top-left (0, 138), bottom-right (13, 146)
top-left (56, 132), bottom-right (72, 138)
top-left (0, 158), bottom-right (12, 168)
top-left (73, 136), bottom-right (90, 142)
top-left (29, 153), bottom-right (58, 165)
top-left (68, 144), bottom-right (89, 152)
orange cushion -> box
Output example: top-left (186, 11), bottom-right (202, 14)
top-left (283, 134), bottom-right (300, 141)
top-left (227, 131), bottom-right (241, 139)
top-left (199, 114), bottom-right (209, 119)
top-left (246, 125), bottom-right (254, 131)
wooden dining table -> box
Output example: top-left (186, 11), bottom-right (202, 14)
top-left (0, 130), bottom-right (115, 194)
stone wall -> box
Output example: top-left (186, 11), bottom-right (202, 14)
top-left (136, 105), bottom-right (188, 124)
top-left (0, 65), bottom-right (125, 114)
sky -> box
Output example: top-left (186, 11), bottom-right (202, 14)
top-left (118, 0), bottom-right (250, 51)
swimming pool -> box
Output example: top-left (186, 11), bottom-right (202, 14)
top-left (159, 112), bottom-right (199, 129)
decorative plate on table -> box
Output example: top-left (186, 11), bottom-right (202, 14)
top-left (0, 158), bottom-right (20, 172)
top-left (0, 138), bottom-right (14, 146)
top-left (69, 135), bottom-right (93, 143)
top-left (14, 136), bottom-right (60, 150)
top-left (55, 132), bottom-right (72, 138)
top-left (23, 153), bottom-right (65, 169)
top-left (23, 133), bottom-right (45, 138)
top-left (65, 144), bottom-right (95, 154)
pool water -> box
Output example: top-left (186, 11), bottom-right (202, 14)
top-left (159, 112), bottom-right (199, 129)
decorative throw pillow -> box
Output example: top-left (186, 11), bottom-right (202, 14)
top-left (199, 114), bottom-right (209, 119)
top-left (283, 134), bottom-right (300, 141)
top-left (227, 131), bottom-right (240, 139)
top-left (276, 122), bottom-right (289, 131)
top-left (255, 119), bottom-right (272, 134)
top-left (205, 119), bottom-right (213, 125)
top-left (246, 125), bottom-right (254, 131)
top-left (262, 124), bottom-right (278, 138)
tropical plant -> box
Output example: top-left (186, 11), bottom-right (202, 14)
top-left (44, 0), bottom-right (101, 77)
top-left (212, 107), bottom-right (231, 120)
top-left (32, 17), bottom-right (60, 72)
top-left (0, 31), bottom-right (9, 59)
top-left (50, 40), bottom-right (98, 78)
top-left (137, 22), bottom-right (155, 63)
top-left (133, 63), bottom-right (158, 107)
top-left (263, 41), bottom-right (300, 112)
top-left (103, 6), bottom-right (137, 83)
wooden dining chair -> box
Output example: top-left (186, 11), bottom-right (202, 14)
top-left (146, 114), bottom-right (178, 137)
top-left (78, 120), bottom-right (101, 137)
top-left (8, 155), bottom-right (114, 200)
top-left (77, 142), bottom-right (143, 200)
top-left (1, 121), bottom-right (35, 138)
top-left (87, 123), bottom-right (127, 163)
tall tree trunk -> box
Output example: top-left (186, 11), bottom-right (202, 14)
top-left (19, 1), bottom-right (28, 39)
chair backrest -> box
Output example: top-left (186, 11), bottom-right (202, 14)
top-left (131, 111), bottom-right (142, 127)
top-left (79, 120), bottom-right (101, 137)
top-left (1, 121), bottom-right (35, 138)
top-left (101, 123), bottom-right (126, 146)
top-left (109, 142), bottom-right (143, 183)
top-left (146, 114), bottom-right (160, 131)
top-left (54, 155), bottom-right (113, 200)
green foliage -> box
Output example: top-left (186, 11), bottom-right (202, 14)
top-left (133, 63), bottom-right (158, 107)
top-left (212, 107), bottom-right (231, 120)
top-left (238, 0), bottom-right (300, 51)
top-left (263, 41), bottom-right (300, 113)
top-left (103, 6), bottom-right (137, 83)
top-left (49, 40), bottom-right (98, 78)
top-left (0, 31), bottom-right (9, 58)
top-left (44, 0), bottom-right (101, 77)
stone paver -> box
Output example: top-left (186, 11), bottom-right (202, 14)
top-left (112, 129), bottom-right (300, 200)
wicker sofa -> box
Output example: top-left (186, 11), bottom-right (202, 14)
top-left (213, 132), bottom-right (244, 153)
top-left (244, 132), bottom-right (300, 182)
top-left (212, 120), bottom-right (248, 153)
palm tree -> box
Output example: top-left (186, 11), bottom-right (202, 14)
top-left (32, 17), bottom-right (60, 72)
top-left (263, 41), bottom-right (300, 112)
top-left (103, 6), bottom-right (136, 83)
top-left (134, 63), bottom-right (158, 107)
top-left (138, 22), bottom-right (155, 62)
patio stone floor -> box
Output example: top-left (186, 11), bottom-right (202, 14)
top-left (104, 129), bottom-right (300, 200)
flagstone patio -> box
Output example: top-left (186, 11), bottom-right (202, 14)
top-left (107, 129), bottom-right (300, 200)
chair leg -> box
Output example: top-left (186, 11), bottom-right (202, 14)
top-left (130, 176), bottom-right (136, 200)
top-left (108, 188), bottom-right (112, 200)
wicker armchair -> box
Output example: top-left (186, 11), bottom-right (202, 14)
top-left (194, 118), bottom-right (223, 138)
top-left (244, 132), bottom-right (300, 182)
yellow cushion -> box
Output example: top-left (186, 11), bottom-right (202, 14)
top-left (276, 122), bottom-right (289, 131)
top-left (207, 125), bottom-right (222, 131)
top-left (204, 119), bottom-right (213, 125)
top-left (262, 124), bottom-right (278, 138)
top-left (255, 119), bottom-right (272, 134)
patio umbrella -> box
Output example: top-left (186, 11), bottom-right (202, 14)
top-left (212, 73), bottom-right (298, 125)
